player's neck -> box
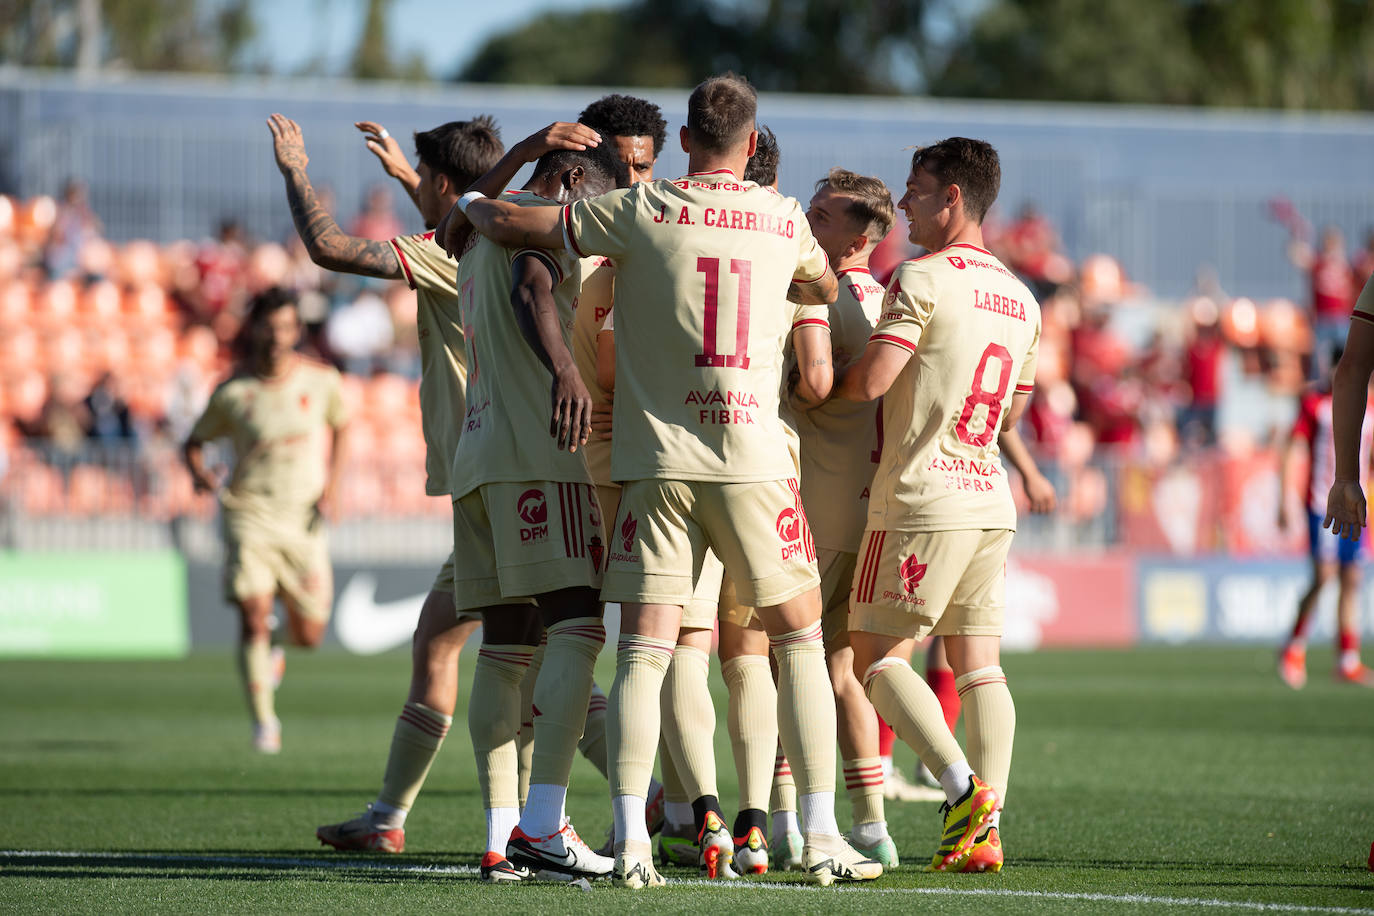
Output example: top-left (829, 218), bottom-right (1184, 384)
top-left (686, 153), bottom-right (745, 180)
top-left (522, 177), bottom-right (567, 204)
top-left (834, 250), bottom-right (872, 274)
top-left (928, 220), bottom-right (986, 255)
top-left (254, 351), bottom-right (297, 381)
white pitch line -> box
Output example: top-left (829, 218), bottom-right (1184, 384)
top-left (4, 850), bottom-right (1371, 915)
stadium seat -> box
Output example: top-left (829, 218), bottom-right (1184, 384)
top-left (79, 279), bottom-right (123, 323)
top-left (123, 282), bottom-right (174, 322)
top-left (17, 460), bottom-right (66, 516)
top-left (0, 280), bottom-right (29, 325)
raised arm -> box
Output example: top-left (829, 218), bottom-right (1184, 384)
top-left (268, 114), bottom-right (402, 280)
top-left (356, 120), bottom-right (421, 208)
top-left (436, 122), bottom-right (601, 256)
top-left (510, 253), bottom-right (592, 452)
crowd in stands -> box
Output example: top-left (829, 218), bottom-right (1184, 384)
top-left (2, 183), bottom-right (1372, 541)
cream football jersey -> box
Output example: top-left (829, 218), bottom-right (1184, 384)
top-left (390, 231), bottom-right (467, 496)
top-left (866, 244), bottom-right (1040, 533)
top-left (189, 357), bottom-right (347, 525)
top-left (561, 169), bottom-right (830, 483)
top-left (1354, 273), bottom-right (1374, 324)
top-left (449, 190), bottom-right (592, 497)
top-left (794, 266), bottom-right (887, 552)
top-left (571, 255), bottom-right (616, 487)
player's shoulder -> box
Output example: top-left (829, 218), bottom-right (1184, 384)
top-left (297, 355), bottom-right (342, 383)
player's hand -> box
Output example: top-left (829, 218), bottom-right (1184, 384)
top-left (515, 122), bottom-right (601, 162)
top-left (1324, 479), bottom-right (1367, 541)
top-left (1023, 472), bottom-right (1057, 514)
top-left (435, 201), bottom-right (462, 259)
top-left (315, 483), bottom-right (337, 522)
top-left (267, 114), bottom-right (309, 176)
top-left (190, 469), bottom-right (220, 494)
top-left (354, 121), bottom-right (415, 182)
top-left (550, 366), bottom-right (594, 452)
top-left (591, 400), bottom-right (613, 440)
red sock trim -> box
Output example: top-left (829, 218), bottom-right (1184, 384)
top-left (876, 715), bottom-right (895, 758)
top-left (1340, 629), bottom-right (1359, 653)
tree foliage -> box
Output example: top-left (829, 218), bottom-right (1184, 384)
top-left (0, 0), bottom-right (257, 73)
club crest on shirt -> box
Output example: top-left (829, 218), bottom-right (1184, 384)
top-left (588, 535), bottom-right (605, 572)
top-left (900, 555), bottom-right (928, 594)
top-left (517, 488), bottom-right (549, 543)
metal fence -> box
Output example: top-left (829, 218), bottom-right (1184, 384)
top-left (5, 70), bottom-right (1374, 299)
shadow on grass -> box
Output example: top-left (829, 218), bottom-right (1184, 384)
top-left (0, 787), bottom-right (479, 799)
top-left (1012, 856), bottom-right (1357, 876)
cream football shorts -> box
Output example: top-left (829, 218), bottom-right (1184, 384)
top-left (681, 549), bottom-right (726, 630)
top-left (430, 550), bottom-right (483, 624)
top-left (451, 481), bottom-right (606, 612)
top-left (817, 548), bottom-right (859, 650)
top-left (849, 528), bottom-right (1013, 640)
top-left (222, 514), bottom-right (333, 622)
top-left (602, 478), bottom-right (820, 609)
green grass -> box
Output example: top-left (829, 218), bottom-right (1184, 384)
top-left (1, 646), bottom-right (1372, 914)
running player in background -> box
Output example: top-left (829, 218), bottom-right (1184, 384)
top-left (450, 72), bottom-right (882, 888)
top-left (451, 141), bottom-right (629, 883)
top-left (1279, 344), bottom-right (1374, 688)
top-left (183, 288), bottom-right (348, 754)
top-left (836, 137), bottom-right (1040, 874)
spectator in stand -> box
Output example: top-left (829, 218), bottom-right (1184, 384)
top-left (84, 372), bottom-right (136, 444)
top-left (44, 179), bottom-right (102, 279)
top-left (348, 184), bottom-right (404, 242)
top-left (28, 373), bottom-right (90, 470)
top-left (189, 219), bottom-right (250, 326)
top-left (1179, 298), bottom-right (1225, 447)
top-left (1353, 228), bottom-right (1374, 286)
top-left (1283, 219), bottom-right (1356, 375)
top-left (1002, 202), bottom-right (1072, 300)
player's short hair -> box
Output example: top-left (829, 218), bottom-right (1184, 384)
top-left (815, 168), bottom-right (896, 242)
top-left (687, 72), bottom-right (757, 154)
top-left (532, 140), bottom-right (631, 196)
top-left (413, 116), bottom-right (504, 188)
top-left (910, 137), bottom-right (1001, 224)
top-left (578, 94), bottom-right (668, 156)
top-left (234, 287), bottom-right (298, 359)
top-left (743, 125), bottom-right (779, 186)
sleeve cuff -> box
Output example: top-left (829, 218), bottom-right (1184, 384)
top-left (389, 238), bottom-right (417, 289)
top-left (562, 205), bottom-right (586, 258)
top-left (1352, 310), bottom-right (1374, 325)
top-left (793, 249), bottom-right (830, 285)
top-left (514, 248), bottom-right (564, 285)
top-left (791, 318), bottom-right (830, 331)
top-left (871, 333), bottom-right (916, 353)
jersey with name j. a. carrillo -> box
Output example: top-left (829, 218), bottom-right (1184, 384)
top-left (867, 244), bottom-right (1041, 533)
top-left (448, 189), bottom-right (592, 498)
top-left (389, 230), bottom-right (467, 496)
top-left (793, 266), bottom-right (887, 551)
top-left (561, 169), bottom-right (829, 483)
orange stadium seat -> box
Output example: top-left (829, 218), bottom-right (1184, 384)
top-left (15, 196), bottom-right (56, 247)
top-left (366, 373), bottom-right (413, 417)
top-left (4, 371), bottom-right (47, 424)
top-left (338, 466), bottom-right (384, 518)
top-left (17, 461), bottom-right (66, 516)
top-left (0, 325), bottom-right (40, 374)
top-left (43, 328), bottom-right (85, 375)
top-left (37, 278), bottom-right (79, 327)
top-left (123, 282), bottom-right (175, 323)
top-left (79, 279), bottom-right (123, 323)
top-left (0, 239), bottom-right (22, 282)
top-left (0, 195), bottom-right (14, 237)
top-left (117, 240), bottom-right (163, 289)
top-left (0, 280), bottom-right (30, 325)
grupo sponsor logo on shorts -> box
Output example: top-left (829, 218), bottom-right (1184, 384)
top-left (609, 511), bottom-right (641, 565)
top-left (882, 554), bottom-right (927, 606)
top-left (517, 488), bottom-right (549, 544)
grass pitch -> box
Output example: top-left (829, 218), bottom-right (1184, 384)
top-left (2, 645), bottom-right (1372, 914)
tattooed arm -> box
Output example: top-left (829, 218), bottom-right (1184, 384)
top-left (267, 114), bottom-right (402, 280)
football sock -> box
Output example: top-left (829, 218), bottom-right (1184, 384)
top-left (957, 665), bottom-right (1014, 803)
top-left (238, 638), bottom-right (276, 727)
top-left (851, 818), bottom-right (889, 849)
top-left (843, 756), bottom-right (885, 827)
top-left (799, 790), bottom-right (840, 837)
top-left (862, 656), bottom-right (965, 800)
top-left (772, 809), bottom-right (800, 841)
top-left (578, 682), bottom-right (610, 779)
top-left (368, 801), bottom-right (405, 830)
top-left (662, 645), bottom-right (717, 801)
top-left (660, 735), bottom-right (692, 829)
top-left (521, 618), bottom-right (605, 836)
top-left (771, 623), bottom-right (837, 796)
top-left (1339, 629), bottom-right (1361, 672)
top-left (770, 745), bottom-right (796, 814)
top-left (517, 640), bottom-right (544, 807)
top-left (928, 667), bottom-right (961, 734)
top-left (375, 701), bottom-right (452, 816)
top-left (733, 808), bottom-right (767, 839)
top-left (939, 760), bottom-right (976, 805)
top-left (468, 643), bottom-right (534, 812)
top-left (607, 634), bottom-right (675, 798)
top-left (486, 806), bottom-right (519, 855)
top-left (722, 654), bottom-right (777, 814)
top-left (520, 783), bottom-right (568, 838)
top-left (612, 793), bottom-right (649, 847)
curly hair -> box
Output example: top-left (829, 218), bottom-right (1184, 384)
top-left (578, 94), bottom-right (668, 155)
top-left (744, 125), bottom-right (779, 186)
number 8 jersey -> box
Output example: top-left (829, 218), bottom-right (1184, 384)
top-left (561, 170), bottom-right (829, 484)
top-left (867, 244), bottom-right (1041, 533)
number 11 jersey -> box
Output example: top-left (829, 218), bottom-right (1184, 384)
top-left (867, 244), bottom-right (1041, 533)
top-left (561, 170), bottom-right (829, 484)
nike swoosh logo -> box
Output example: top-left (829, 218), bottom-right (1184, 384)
top-left (334, 573), bottom-right (425, 655)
